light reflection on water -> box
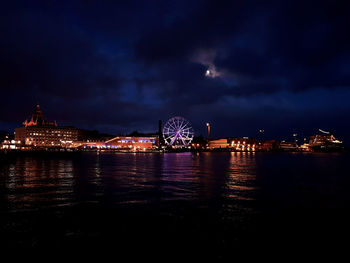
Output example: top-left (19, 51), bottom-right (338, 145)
top-left (226, 152), bottom-right (257, 201)
top-left (4, 158), bottom-right (75, 209)
top-left (0, 152), bottom-right (258, 211)
top-left (1, 152), bottom-right (349, 255)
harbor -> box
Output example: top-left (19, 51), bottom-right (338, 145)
top-left (0, 105), bottom-right (345, 154)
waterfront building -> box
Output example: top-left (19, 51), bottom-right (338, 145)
top-left (105, 136), bottom-right (158, 151)
top-left (228, 137), bottom-right (257, 151)
top-left (208, 139), bottom-right (229, 149)
top-left (190, 136), bottom-right (207, 150)
top-left (72, 140), bottom-right (106, 149)
top-left (300, 143), bottom-right (312, 152)
top-left (1, 136), bottom-right (22, 150)
top-left (75, 136), bottom-right (158, 151)
top-left (279, 141), bottom-right (299, 151)
top-left (15, 105), bottom-right (79, 148)
top-left (207, 137), bottom-right (257, 151)
top-left (257, 140), bottom-right (280, 151)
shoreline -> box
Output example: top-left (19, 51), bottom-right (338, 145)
top-left (0, 148), bottom-right (348, 156)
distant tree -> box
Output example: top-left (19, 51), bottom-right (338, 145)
top-left (192, 134), bottom-right (206, 143)
top-left (129, 130), bottom-right (142, 136)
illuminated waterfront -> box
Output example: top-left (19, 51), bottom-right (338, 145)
top-left (0, 152), bottom-right (349, 258)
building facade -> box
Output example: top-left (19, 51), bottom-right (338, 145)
top-left (228, 137), bottom-right (257, 151)
top-left (207, 139), bottom-right (229, 149)
top-left (15, 105), bottom-right (79, 148)
top-left (105, 136), bottom-right (158, 150)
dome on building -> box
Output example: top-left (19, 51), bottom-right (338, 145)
top-left (23, 105), bottom-right (57, 127)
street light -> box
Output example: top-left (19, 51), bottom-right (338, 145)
top-left (206, 123), bottom-right (210, 139)
top-left (293, 133), bottom-right (298, 143)
top-left (259, 129), bottom-right (264, 138)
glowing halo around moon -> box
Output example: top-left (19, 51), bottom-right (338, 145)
top-left (204, 66), bottom-right (221, 78)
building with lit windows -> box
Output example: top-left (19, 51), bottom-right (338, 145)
top-left (105, 136), bottom-right (158, 150)
top-left (15, 105), bottom-right (79, 148)
top-left (207, 139), bottom-right (229, 149)
top-left (228, 137), bottom-right (257, 151)
top-left (207, 137), bottom-right (258, 151)
top-left (257, 140), bottom-right (280, 151)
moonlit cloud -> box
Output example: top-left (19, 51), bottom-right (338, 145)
top-left (205, 67), bottom-right (221, 78)
top-left (192, 48), bottom-right (221, 78)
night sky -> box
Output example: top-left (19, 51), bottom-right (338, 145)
top-left (1, 0), bottom-right (350, 144)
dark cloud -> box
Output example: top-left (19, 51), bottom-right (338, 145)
top-left (0, 0), bottom-right (349, 144)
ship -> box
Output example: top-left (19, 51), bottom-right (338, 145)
top-left (308, 129), bottom-right (344, 152)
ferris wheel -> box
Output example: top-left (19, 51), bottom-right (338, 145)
top-left (163, 116), bottom-right (194, 146)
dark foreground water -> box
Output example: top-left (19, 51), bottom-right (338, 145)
top-left (0, 152), bottom-right (349, 258)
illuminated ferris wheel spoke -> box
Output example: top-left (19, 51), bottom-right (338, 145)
top-left (168, 121), bottom-right (177, 131)
top-left (180, 119), bottom-right (186, 128)
top-left (170, 132), bottom-right (179, 145)
top-left (178, 121), bottom-right (187, 130)
top-left (178, 133), bottom-right (187, 145)
top-left (172, 120), bottom-right (178, 129)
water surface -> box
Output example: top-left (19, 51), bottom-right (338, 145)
top-left (0, 152), bottom-right (349, 258)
